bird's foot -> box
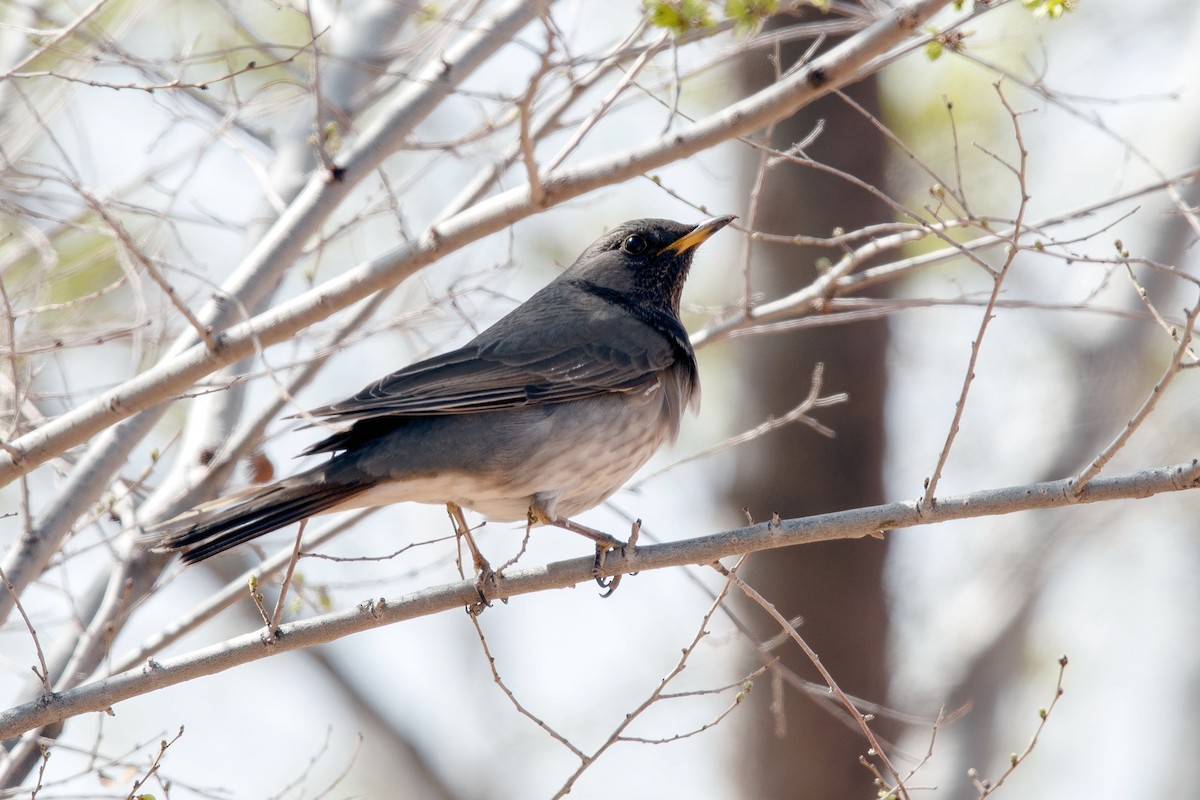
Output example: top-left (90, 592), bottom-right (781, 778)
top-left (592, 544), bottom-right (619, 596)
top-left (594, 519), bottom-right (641, 597)
top-left (468, 556), bottom-right (497, 616)
top-left (528, 503), bottom-right (641, 596)
top-left (553, 518), bottom-right (624, 592)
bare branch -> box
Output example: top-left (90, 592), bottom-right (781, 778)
top-left (722, 564), bottom-right (910, 799)
top-left (922, 81), bottom-right (1031, 507)
top-left (0, 459), bottom-right (1195, 741)
top-left (469, 614), bottom-right (587, 760)
top-left (551, 554), bottom-right (749, 796)
top-left (0, 565), bottom-right (51, 695)
top-left (970, 656), bottom-right (1068, 797)
top-left (630, 363), bottom-right (846, 487)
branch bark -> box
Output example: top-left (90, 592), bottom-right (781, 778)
top-left (1, 458), bottom-right (1195, 742)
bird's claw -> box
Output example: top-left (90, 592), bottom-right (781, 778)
top-left (596, 518), bottom-right (641, 597)
top-left (593, 531), bottom-right (636, 597)
top-left (468, 558), bottom-right (497, 616)
top-left (544, 514), bottom-right (639, 597)
top-left (593, 543), bottom-right (619, 596)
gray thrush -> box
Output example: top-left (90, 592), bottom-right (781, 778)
top-left (149, 215), bottom-right (734, 566)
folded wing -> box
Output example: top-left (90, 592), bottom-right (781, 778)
top-left (306, 282), bottom-right (690, 424)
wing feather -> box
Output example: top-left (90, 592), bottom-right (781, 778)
top-left (305, 284), bottom-right (681, 424)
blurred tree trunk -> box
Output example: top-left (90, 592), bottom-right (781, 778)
top-left (732, 23), bottom-right (893, 799)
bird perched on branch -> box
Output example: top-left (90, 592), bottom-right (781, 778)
top-left (148, 215), bottom-right (734, 581)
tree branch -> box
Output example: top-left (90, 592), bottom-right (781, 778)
top-left (1, 458), bottom-right (1195, 741)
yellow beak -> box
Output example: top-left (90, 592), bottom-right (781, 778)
top-left (659, 215), bottom-right (736, 255)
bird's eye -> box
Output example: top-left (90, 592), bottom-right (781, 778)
top-left (621, 234), bottom-right (647, 255)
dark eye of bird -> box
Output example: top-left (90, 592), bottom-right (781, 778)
top-left (621, 234), bottom-right (647, 255)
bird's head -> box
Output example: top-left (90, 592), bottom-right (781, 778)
top-left (565, 216), bottom-right (735, 315)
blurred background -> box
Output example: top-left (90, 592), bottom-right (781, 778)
top-left (1, 0), bottom-right (1198, 797)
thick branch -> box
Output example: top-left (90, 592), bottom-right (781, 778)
top-left (1, 458), bottom-right (1195, 741)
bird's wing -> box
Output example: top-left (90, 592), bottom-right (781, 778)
top-left (305, 283), bottom-right (687, 423)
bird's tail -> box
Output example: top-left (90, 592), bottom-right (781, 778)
top-left (146, 470), bottom-right (369, 564)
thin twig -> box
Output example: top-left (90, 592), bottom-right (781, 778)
top-left (922, 81), bottom-right (1030, 508)
top-left (124, 725), bottom-right (184, 800)
top-left (971, 656), bottom-right (1068, 798)
top-left (552, 554), bottom-right (750, 797)
top-left (630, 363), bottom-right (846, 487)
top-left (270, 520), bottom-right (308, 636)
top-left (692, 164), bottom-right (1200, 352)
top-left (1073, 298), bottom-right (1200, 493)
top-left (0, 564), bottom-right (51, 694)
top-left (27, 743), bottom-right (49, 800)
top-left (517, 23), bottom-right (557, 208)
top-left (469, 615), bottom-right (586, 760)
top-left (720, 564), bottom-right (911, 800)
top-left (109, 510), bottom-right (379, 675)
top-left (80, 190), bottom-right (217, 351)
top-left (542, 29), bottom-right (670, 175)
top-left (618, 663), bottom-right (771, 745)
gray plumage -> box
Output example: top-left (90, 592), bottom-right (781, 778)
top-left (149, 216), bottom-right (734, 563)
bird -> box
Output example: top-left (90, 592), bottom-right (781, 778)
top-left (148, 215), bottom-right (734, 572)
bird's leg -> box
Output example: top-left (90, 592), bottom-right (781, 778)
top-left (446, 503), bottom-right (494, 608)
top-left (545, 515), bottom-right (626, 550)
top-left (531, 509), bottom-right (627, 593)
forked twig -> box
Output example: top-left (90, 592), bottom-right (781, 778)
top-left (922, 81), bottom-right (1031, 509)
top-left (720, 563), bottom-right (911, 800)
top-left (970, 656), bottom-right (1068, 797)
top-left (551, 554), bottom-right (751, 797)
